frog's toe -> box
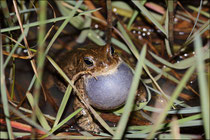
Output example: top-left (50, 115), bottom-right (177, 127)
top-left (77, 117), bottom-right (101, 133)
top-left (93, 124), bottom-right (102, 134)
top-left (85, 122), bottom-right (101, 133)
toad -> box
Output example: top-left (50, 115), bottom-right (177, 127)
top-left (56, 44), bottom-right (144, 132)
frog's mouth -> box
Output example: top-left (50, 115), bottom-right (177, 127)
top-left (84, 62), bottom-right (133, 110)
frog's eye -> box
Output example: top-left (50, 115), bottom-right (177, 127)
top-left (110, 46), bottom-right (115, 55)
top-left (84, 57), bottom-right (94, 66)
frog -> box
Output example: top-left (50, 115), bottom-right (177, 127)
top-left (55, 44), bottom-right (145, 132)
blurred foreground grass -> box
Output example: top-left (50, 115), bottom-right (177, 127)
top-left (0, 0), bottom-right (209, 139)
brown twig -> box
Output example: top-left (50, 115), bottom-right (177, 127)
top-left (3, 51), bottom-right (35, 59)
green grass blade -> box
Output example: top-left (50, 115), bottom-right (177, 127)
top-left (178, 120), bottom-right (202, 127)
top-left (117, 22), bottom-right (139, 58)
top-left (78, 8), bottom-right (102, 16)
top-left (9, 8), bottom-right (37, 16)
top-left (0, 132), bottom-right (30, 139)
top-left (143, 106), bottom-right (201, 114)
top-left (194, 35), bottom-right (210, 139)
top-left (27, 75), bottom-right (36, 91)
top-left (111, 38), bottom-right (131, 54)
top-left (26, 92), bottom-right (51, 131)
top-left (125, 133), bottom-right (148, 139)
top-left (1, 16), bottom-right (68, 33)
top-left (0, 34), bottom-right (14, 139)
top-left (158, 133), bottom-right (201, 139)
top-left (149, 50), bottom-right (209, 69)
top-left (188, 5), bottom-right (210, 18)
top-left (53, 85), bottom-right (72, 128)
top-left (132, 0), bottom-right (166, 35)
top-left (49, 135), bottom-right (110, 139)
top-left (31, 0), bottom-right (47, 133)
top-left (113, 45), bottom-right (147, 139)
top-left (143, 73), bottom-right (162, 84)
top-left (127, 10), bottom-right (138, 30)
top-left (64, 1), bottom-right (88, 10)
top-left (87, 30), bottom-right (106, 46)
top-left (164, 9), bottom-right (172, 57)
top-left (46, 56), bottom-right (74, 87)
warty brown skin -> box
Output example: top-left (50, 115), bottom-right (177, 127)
top-left (56, 45), bottom-right (122, 132)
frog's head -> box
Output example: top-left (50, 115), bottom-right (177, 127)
top-left (74, 44), bottom-right (120, 74)
top-left (75, 45), bottom-right (133, 110)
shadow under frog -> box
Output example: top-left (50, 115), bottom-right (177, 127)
top-left (55, 44), bottom-right (143, 132)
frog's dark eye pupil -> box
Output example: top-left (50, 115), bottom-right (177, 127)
top-left (110, 46), bottom-right (114, 55)
top-left (84, 57), bottom-right (93, 66)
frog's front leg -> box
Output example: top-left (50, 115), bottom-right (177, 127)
top-left (73, 96), bottom-right (101, 133)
